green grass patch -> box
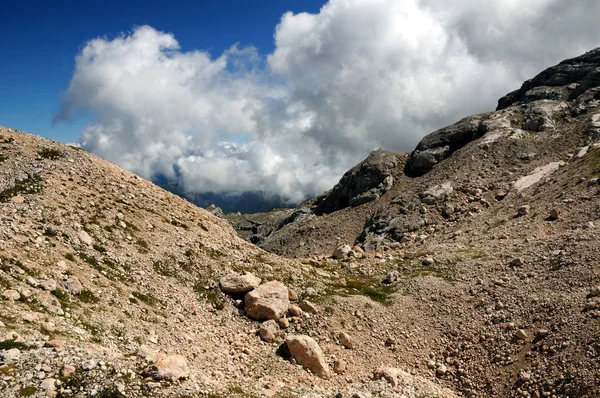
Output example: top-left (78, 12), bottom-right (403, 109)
top-left (51, 289), bottom-right (69, 302)
top-left (0, 174), bottom-right (43, 202)
top-left (19, 385), bottom-right (38, 397)
top-left (38, 148), bottom-right (63, 160)
top-left (194, 283), bottom-right (226, 310)
top-left (0, 340), bottom-right (31, 350)
top-left (64, 253), bottom-right (76, 262)
top-left (79, 289), bottom-right (100, 304)
top-left (131, 291), bottom-right (158, 307)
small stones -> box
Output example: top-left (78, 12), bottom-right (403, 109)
top-left (259, 320), bottom-right (279, 343)
top-left (299, 300), bottom-right (318, 314)
top-left (519, 371), bottom-right (532, 382)
top-left (333, 245), bottom-right (352, 259)
top-left (219, 273), bottom-right (261, 294)
top-left (337, 332), bottom-right (353, 349)
top-left (286, 335), bottom-right (330, 378)
top-left (517, 205), bottom-right (530, 216)
top-left (2, 289), bottom-right (20, 301)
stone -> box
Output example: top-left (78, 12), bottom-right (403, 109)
top-left (40, 279), bottom-right (57, 291)
top-left (299, 300), bottom-right (318, 314)
top-left (245, 281), bottom-right (290, 321)
top-left (41, 378), bottom-right (57, 391)
top-left (337, 332), bottom-right (353, 349)
top-left (61, 364), bottom-right (76, 377)
top-left (287, 288), bottom-right (299, 301)
top-left (315, 149), bottom-right (401, 214)
top-left (277, 317), bottom-right (290, 329)
top-left (375, 367), bottom-right (408, 388)
top-left (286, 335), bottom-right (330, 378)
top-left (422, 257), bottom-right (435, 266)
top-left (65, 277), bottom-right (83, 295)
top-left (517, 205), bottom-right (530, 216)
top-left (510, 258), bottom-right (524, 267)
top-left (137, 345), bottom-right (159, 362)
top-left (219, 273), bottom-right (261, 294)
top-left (10, 196), bottom-right (25, 204)
top-left (77, 230), bottom-right (92, 245)
top-left (2, 289), bottom-right (20, 301)
top-left (333, 245), bottom-right (352, 259)
top-left (45, 338), bottom-right (64, 351)
top-left (515, 329), bottom-right (529, 341)
top-left (259, 320), bottom-right (279, 343)
top-left (436, 364), bottom-right (448, 375)
top-left (288, 305), bottom-right (302, 317)
top-left (26, 276), bottom-right (39, 287)
top-left (384, 271), bottom-right (398, 284)
top-left (549, 209), bottom-right (561, 220)
top-left (1, 348), bottom-right (21, 364)
top-left (147, 355), bottom-right (189, 381)
top-left (333, 359), bottom-right (346, 374)
top-left (420, 182), bottom-right (453, 204)
top-left (81, 359), bottom-right (98, 371)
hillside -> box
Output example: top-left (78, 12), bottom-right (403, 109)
top-left (1, 47), bottom-right (600, 398)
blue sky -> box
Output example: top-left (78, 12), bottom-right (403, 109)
top-left (0, 0), bottom-right (325, 143)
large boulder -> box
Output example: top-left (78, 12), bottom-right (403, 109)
top-left (220, 273), bottom-right (261, 295)
top-left (245, 281), bottom-right (289, 321)
top-left (405, 114), bottom-right (487, 176)
top-left (286, 335), bottom-right (330, 378)
top-left (315, 150), bottom-right (401, 215)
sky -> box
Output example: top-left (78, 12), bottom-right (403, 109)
top-left (2, 0), bottom-right (600, 204)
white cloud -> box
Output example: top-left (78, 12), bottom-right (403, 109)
top-left (57, 1), bottom-right (600, 204)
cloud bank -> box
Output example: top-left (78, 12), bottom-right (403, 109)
top-left (57, 0), bottom-right (600, 204)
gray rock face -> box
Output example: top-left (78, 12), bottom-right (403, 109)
top-left (405, 114), bottom-right (488, 176)
top-left (315, 150), bottom-right (401, 215)
top-left (497, 48), bottom-right (600, 110)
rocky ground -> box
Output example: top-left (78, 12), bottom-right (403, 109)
top-left (2, 49), bottom-right (600, 398)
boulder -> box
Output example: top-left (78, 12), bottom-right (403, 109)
top-left (286, 335), bottom-right (330, 378)
top-left (332, 245), bottom-right (352, 259)
top-left (259, 320), bottom-right (279, 343)
top-left (220, 273), bottom-right (261, 294)
top-left (146, 355), bottom-right (189, 382)
top-left (245, 281), bottom-right (289, 321)
top-left (420, 182), bottom-right (453, 204)
top-left (1, 289), bottom-right (20, 301)
top-left (77, 230), bottom-right (92, 246)
top-left (315, 150), bottom-right (401, 214)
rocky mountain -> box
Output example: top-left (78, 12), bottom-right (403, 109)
top-left (1, 48), bottom-right (600, 398)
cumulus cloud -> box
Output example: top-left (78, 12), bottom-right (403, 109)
top-left (57, 0), bottom-right (600, 204)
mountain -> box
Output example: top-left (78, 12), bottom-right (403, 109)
top-left (1, 47), bottom-right (600, 398)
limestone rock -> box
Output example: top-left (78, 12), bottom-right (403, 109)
top-left (332, 245), bottom-right (352, 259)
top-left (65, 277), bottom-right (83, 295)
top-left (146, 355), bottom-right (190, 382)
top-left (245, 281), bottom-right (290, 321)
top-left (337, 332), bottom-right (353, 349)
top-left (220, 273), bottom-right (261, 294)
top-left (259, 320), bottom-right (279, 343)
top-left (299, 300), bottom-right (318, 314)
top-left (286, 335), bottom-right (330, 378)
top-left (2, 289), bottom-right (20, 301)
top-left (77, 230), bottom-right (92, 246)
